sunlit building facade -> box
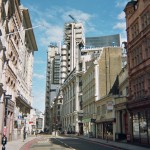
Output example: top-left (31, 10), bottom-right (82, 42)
top-left (61, 22), bottom-right (85, 133)
top-left (44, 45), bottom-right (60, 132)
top-left (124, 0), bottom-right (150, 145)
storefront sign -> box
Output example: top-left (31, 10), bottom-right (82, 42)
top-left (107, 101), bottom-right (114, 110)
top-left (82, 118), bottom-right (91, 123)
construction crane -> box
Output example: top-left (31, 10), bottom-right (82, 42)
top-left (68, 14), bottom-right (77, 23)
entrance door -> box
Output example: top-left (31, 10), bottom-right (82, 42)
top-left (79, 123), bottom-right (83, 135)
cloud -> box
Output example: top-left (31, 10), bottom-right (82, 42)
top-left (113, 22), bottom-right (126, 30)
top-left (113, 1), bottom-right (127, 43)
top-left (62, 9), bottom-right (96, 33)
top-left (27, 5), bottom-right (95, 47)
top-left (117, 12), bottom-right (125, 20)
top-left (113, 22), bottom-right (127, 43)
top-left (33, 73), bottom-right (45, 79)
top-left (40, 23), bottom-right (64, 46)
top-left (116, 0), bottom-right (128, 8)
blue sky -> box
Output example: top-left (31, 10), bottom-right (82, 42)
top-left (21, 0), bottom-right (129, 113)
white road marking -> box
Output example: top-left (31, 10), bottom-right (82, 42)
top-left (54, 137), bottom-right (76, 150)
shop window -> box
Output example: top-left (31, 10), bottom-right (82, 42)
top-left (140, 112), bottom-right (148, 144)
top-left (133, 113), bottom-right (140, 140)
top-left (97, 124), bottom-right (103, 138)
top-left (103, 122), bottom-right (113, 139)
top-left (147, 111), bottom-right (150, 144)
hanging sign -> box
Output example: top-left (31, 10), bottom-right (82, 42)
top-left (107, 101), bottom-right (114, 110)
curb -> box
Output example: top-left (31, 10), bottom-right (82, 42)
top-left (20, 138), bottom-right (39, 150)
top-left (78, 137), bottom-right (128, 150)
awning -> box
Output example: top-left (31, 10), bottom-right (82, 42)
top-left (96, 118), bottom-right (116, 123)
top-left (16, 92), bottom-right (32, 113)
top-left (82, 118), bottom-right (91, 123)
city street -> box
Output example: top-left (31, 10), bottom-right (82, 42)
top-left (28, 136), bottom-right (121, 150)
top-left (2, 134), bottom-right (149, 150)
top-left (1, 0), bottom-right (150, 149)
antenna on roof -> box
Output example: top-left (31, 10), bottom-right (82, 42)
top-left (68, 15), bottom-right (77, 23)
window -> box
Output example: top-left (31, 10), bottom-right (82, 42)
top-left (132, 75), bottom-right (145, 99)
top-left (102, 104), bottom-right (106, 115)
top-left (144, 38), bottom-right (150, 59)
top-left (97, 106), bottom-right (100, 115)
top-left (131, 45), bottom-right (143, 68)
top-left (131, 21), bottom-right (139, 39)
top-left (133, 113), bottom-right (140, 139)
top-left (141, 11), bottom-right (150, 30)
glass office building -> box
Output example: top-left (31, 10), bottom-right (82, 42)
top-left (85, 34), bottom-right (120, 48)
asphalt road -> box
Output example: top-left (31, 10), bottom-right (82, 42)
top-left (51, 136), bottom-right (123, 150)
top-left (29, 136), bottom-right (123, 150)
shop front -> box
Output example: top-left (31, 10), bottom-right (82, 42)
top-left (83, 118), bottom-right (96, 137)
top-left (96, 118), bottom-right (116, 141)
top-left (13, 94), bottom-right (32, 140)
top-left (132, 110), bottom-right (150, 144)
top-left (103, 122), bottom-right (113, 140)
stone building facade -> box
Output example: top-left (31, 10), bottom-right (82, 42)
top-left (124, 0), bottom-right (150, 145)
top-left (0, 0), bottom-right (37, 141)
top-left (83, 47), bottom-right (122, 140)
top-left (61, 22), bottom-right (85, 133)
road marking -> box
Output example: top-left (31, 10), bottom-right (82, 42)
top-left (54, 137), bottom-right (75, 150)
top-left (37, 139), bottom-right (50, 143)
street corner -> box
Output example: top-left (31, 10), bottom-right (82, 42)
top-left (20, 136), bottom-right (52, 150)
top-left (20, 138), bottom-right (40, 150)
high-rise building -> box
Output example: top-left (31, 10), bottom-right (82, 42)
top-left (44, 45), bottom-right (60, 132)
top-left (124, 0), bottom-right (150, 145)
top-left (63, 22), bottom-right (85, 72)
top-left (61, 22), bottom-right (85, 133)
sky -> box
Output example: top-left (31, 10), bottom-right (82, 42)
top-left (21, 0), bottom-right (129, 113)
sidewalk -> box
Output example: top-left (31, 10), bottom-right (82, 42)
top-left (0, 135), bottom-right (40, 150)
top-left (77, 135), bottom-right (150, 150)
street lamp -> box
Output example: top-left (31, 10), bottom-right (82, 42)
top-left (0, 24), bottom-right (43, 38)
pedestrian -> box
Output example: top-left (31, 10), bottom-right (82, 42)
top-left (35, 130), bottom-right (38, 137)
top-left (1, 134), bottom-right (7, 150)
top-left (23, 127), bottom-right (26, 141)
